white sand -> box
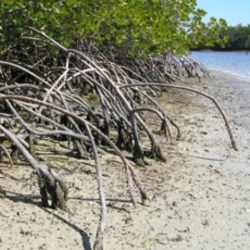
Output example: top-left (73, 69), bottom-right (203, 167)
top-left (0, 70), bottom-right (250, 249)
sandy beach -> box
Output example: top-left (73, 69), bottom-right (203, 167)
top-left (0, 70), bottom-right (250, 250)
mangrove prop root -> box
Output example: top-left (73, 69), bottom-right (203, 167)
top-left (0, 28), bottom-right (237, 249)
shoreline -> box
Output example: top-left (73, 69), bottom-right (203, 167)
top-left (190, 51), bottom-right (250, 79)
top-left (208, 68), bottom-right (250, 81)
top-left (0, 70), bottom-right (250, 249)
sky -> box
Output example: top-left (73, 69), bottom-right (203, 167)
top-left (196, 0), bottom-right (250, 26)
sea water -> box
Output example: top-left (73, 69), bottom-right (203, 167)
top-left (190, 51), bottom-right (250, 79)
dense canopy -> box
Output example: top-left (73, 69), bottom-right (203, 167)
top-left (194, 24), bottom-right (250, 51)
top-left (1, 0), bottom-right (227, 57)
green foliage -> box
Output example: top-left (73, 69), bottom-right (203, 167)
top-left (0, 0), bottom-right (228, 57)
top-left (223, 25), bottom-right (250, 50)
top-left (193, 24), bottom-right (250, 51)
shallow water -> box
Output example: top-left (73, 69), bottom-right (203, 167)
top-left (190, 51), bottom-right (250, 79)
